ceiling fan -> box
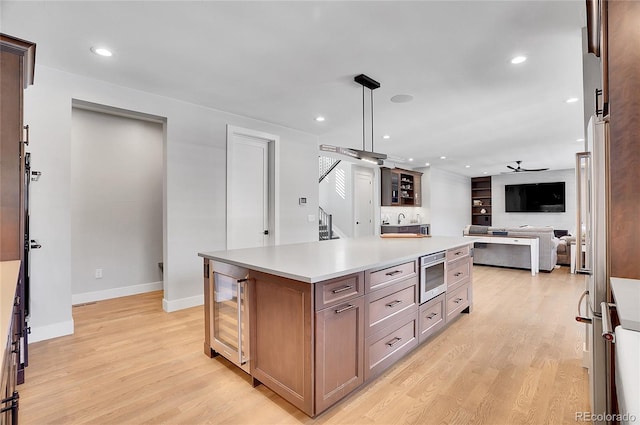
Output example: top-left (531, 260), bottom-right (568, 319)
top-left (505, 160), bottom-right (549, 173)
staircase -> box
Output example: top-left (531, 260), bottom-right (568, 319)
top-left (318, 156), bottom-right (341, 240)
top-left (319, 156), bottom-right (341, 183)
top-left (318, 207), bottom-right (334, 240)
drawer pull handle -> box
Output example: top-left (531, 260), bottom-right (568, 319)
top-left (453, 272), bottom-right (462, 277)
top-left (386, 300), bottom-right (403, 308)
top-left (427, 313), bottom-right (438, 319)
top-left (455, 251), bottom-right (462, 256)
top-left (386, 337), bottom-right (402, 347)
top-left (335, 304), bottom-right (355, 314)
top-left (453, 298), bottom-right (463, 304)
top-left (332, 285), bottom-right (353, 294)
top-left (385, 270), bottom-right (402, 276)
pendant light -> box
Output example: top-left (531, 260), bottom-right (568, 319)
top-left (320, 73), bottom-right (387, 165)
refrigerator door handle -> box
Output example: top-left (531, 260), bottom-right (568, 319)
top-left (600, 302), bottom-right (616, 342)
top-left (576, 290), bottom-right (593, 324)
top-left (575, 152), bottom-right (592, 275)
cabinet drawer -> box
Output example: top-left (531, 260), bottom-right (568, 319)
top-left (446, 245), bottom-right (470, 263)
top-left (366, 260), bottom-right (417, 293)
top-left (446, 258), bottom-right (470, 290)
top-left (364, 310), bottom-right (418, 381)
top-left (365, 279), bottom-right (417, 336)
top-left (446, 282), bottom-right (472, 320)
top-left (315, 272), bottom-right (364, 311)
top-left (418, 293), bottom-right (445, 344)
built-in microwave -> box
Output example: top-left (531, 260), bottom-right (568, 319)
top-left (419, 251), bottom-right (446, 304)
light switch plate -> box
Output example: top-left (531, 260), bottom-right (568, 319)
top-left (308, 214), bottom-right (315, 222)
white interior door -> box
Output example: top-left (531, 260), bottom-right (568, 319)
top-left (354, 168), bottom-right (374, 238)
top-left (227, 127), bottom-right (272, 250)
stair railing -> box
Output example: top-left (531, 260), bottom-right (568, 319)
top-left (318, 206), bottom-right (333, 241)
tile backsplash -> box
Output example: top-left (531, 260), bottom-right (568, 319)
top-left (380, 206), bottom-right (430, 225)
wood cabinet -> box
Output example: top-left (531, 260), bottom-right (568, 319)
top-left (606, 1), bottom-right (640, 280)
top-left (315, 279), bottom-right (364, 413)
top-left (249, 270), bottom-right (314, 416)
top-left (446, 282), bottom-right (472, 320)
top-left (381, 168), bottom-right (423, 207)
top-left (365, 259), bottom-right (417, 293)
top-left (365, 274), bottom-right (418, 337)
top-left (418, 293), bottom-right (445, 344)
top-left (1, 261), bottom-right (21, 424)
top-left (206, 243), bottom-right (473, 417)
top-left (1, 34), bottom-right (35, 392)
top-left (445, 246), bottom-right (473, 320)
top-left (471, 176), bottom-right (492, 226)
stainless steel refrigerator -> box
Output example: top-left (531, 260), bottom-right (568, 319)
top-left (575, 115), bottom-right (611, 423)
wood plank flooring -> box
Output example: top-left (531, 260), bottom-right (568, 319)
top-left (19, 265), bottom-right (589, 424)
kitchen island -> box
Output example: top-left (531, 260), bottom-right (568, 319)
top-left (199, 236), bottom-right (473, 417)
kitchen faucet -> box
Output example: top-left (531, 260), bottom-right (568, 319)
top-left (398, 213), bottom-right (405, 224)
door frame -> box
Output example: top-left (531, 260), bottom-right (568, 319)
top-left (226, 125), bottom-right (280, 248)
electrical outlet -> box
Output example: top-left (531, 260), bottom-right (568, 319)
top-left (95, 268), bottom-right (103, 279)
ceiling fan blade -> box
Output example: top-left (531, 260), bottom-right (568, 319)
top-left (521, 167), bottom-right (549, 172)
top-left (506, 165), bottom-right (517, 170)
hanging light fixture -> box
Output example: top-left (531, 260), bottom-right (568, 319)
top-left (320, 73), bottom-right (387, 165)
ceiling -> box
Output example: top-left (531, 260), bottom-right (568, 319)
top-left (1, 1), bottom-right (587, 177)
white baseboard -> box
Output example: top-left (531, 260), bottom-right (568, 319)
top-left (163, 294), bottom-right (204, 312)
top-left (72, 281), bottom-right (163, 305)
top-left (29, 319), bottom-right (74, 343)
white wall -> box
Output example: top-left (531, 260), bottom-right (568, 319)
top-left (429, 168), bottom-right (470, 236)
top-left (491, 169), bottom-right (575, 231)
top-left (70, 108), bottom-right (163, 303)
top-left (25, 65), bottom-right (319, 341)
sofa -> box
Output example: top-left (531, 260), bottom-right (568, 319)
top-left (463, 225), bottom-right (559, 272)
top-left (555, 231), bottom-right (576, 266)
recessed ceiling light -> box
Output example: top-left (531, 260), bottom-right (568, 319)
top-left (91, 46), bottom-right (113, 57)
top-left (483, 171), bottom-right (488, 175)
top-left (382, 134), bottom-right (390, 139)
top-left (440, 156), bottom-right (446, 160)
top-left (425, 162), bottom-right (430, 166)
top-left (408, 158), bottom-right (413, 162)
top-left (565, 97), bottom-right (579, 103)
top-left (511, 55), bottom-right (527, 64)
top-left (315, 116), bottom-right (325, 122)
top-left (465, 165), bottom-right (471, 168)
top-left (576, 138), bottom-right (585, 142)
top-left (390, 94), bottom-right (414, 103)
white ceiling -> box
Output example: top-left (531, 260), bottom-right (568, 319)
top-left (1, 1), bottom-right (587, 177)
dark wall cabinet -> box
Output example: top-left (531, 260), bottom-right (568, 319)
top-left (471, 176), bottom-right (492, 226)
top-left (381, 168), bottom-right (423, 207)
top-left (1, 33), bottom-right (36, 416)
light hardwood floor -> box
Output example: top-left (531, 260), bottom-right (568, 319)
top-left (20, 265), bottom-right (589, 424)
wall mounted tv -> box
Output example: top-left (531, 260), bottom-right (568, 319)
top-left (505, 182), bottom-right (566, 213)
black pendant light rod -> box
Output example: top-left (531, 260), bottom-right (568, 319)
top-left (362, 85), bottom-right (365, 151)
top-left (354, 74), bottom-right (380, 154)
top-left (371, 89), bottom-right (374, 153)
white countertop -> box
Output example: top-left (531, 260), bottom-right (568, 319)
top-left (611, 277), bottom-right (640, 332)
top-left (199, 236), bottom-right (472, 283)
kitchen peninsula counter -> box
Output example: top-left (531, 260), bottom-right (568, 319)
top-left (198, 235), bottom-right (471, 282)
top-left (198, 236), bottom-right (474, 417)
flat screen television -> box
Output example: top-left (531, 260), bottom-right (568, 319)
top-left (505, 182), bottom-right (566, 213)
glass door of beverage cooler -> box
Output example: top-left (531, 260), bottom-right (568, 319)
top-left (211, 266), bottom-right (250, 374)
